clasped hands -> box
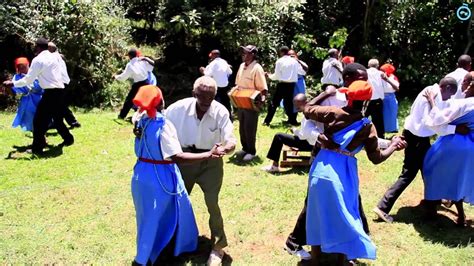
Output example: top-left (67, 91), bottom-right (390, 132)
top-left (209, 143), bottom-right (227, 158)
top-left (318, 134), bottom-right (407, 151)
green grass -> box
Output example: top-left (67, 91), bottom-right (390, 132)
top-left (0, 101), bottom-right (473, 265)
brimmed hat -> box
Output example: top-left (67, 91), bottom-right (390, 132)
top-left (240, 45), bottom-right (258, 54)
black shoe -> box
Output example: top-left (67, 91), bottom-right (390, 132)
top-left (61, 137), bottom-right (74, 147)
top-left (70, 121), bottom-right (81, 128)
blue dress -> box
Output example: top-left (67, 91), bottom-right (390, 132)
top-left (281, 75), bottom-right (306, 112)
top-left (147, 72), bottom-right (157, 86)
top-left (132, 114), bottom-right (198, 264)
top-left (11, 73), bottom-right (43, 132)
top-left (383, 92), bottom-right (398, 133)
top-left (306, 118), bottom-right (376, 260)
top-left (423, 111), bottom-right (474, 205)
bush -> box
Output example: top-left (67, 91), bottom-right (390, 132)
top-left (0, 1), bottom-right (131, 108)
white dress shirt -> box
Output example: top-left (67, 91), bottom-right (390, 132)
top-left (404, 84), bottom-right (456, 137)
top-left (294, 117), bottom-right (320, 146)
top-left (446, 68), bottom-right (469, 99)
top-left (423, 97), bottom-right (474, 132)
top-left (204, 57), bottom-right (232, 87)
top-left (115, 57), bottom-right (153, 83)
top-left (165, 98), bottom-right (237, 150)
top-left (13, 50), bottom-right (65, 89)
top-left (321, 57), bottom-right (342, 85)
top-left (52, 52), bottom-right (70, 85)
top-left (269, 55), bottom-right (305, 83)
top-left (160, 119), bottom-right (184, 160)
top-left (367, 67), bottom-right (385, 100)
top-left (383, 76), bottom-right (400, 93)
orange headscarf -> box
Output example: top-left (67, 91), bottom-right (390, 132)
top-left (15, 57), bottom-right (29, 67)
top-left (136, 50), bottom-right (142, 57)
top-left (380, 63), bottom-right (395, 75)
top-left (338, 80), bottom-right (373, 107)
top-left (133, 85), bottom-right (163, 118)
top-left (342, 56), bottom-right (355, 64)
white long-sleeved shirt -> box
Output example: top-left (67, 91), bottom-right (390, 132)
top-left (445, 68), bottom-right (468, 99)
top-left (204, 57), bottom-right (232, 87)
top-left (405, 84), bottom-right (456, 137)
top-left (367, 67), bottom-right (385, 100)
top-left (321, 57), bottom-right (342, 85)
top-left (115, 57), bottom-right (154, 83)
top-left (13, 50), bottom-right (65, 89)
top-left (423, 97), bottom-right (474, 132)
top-left (165, 98), bottom-right (237, 150)
top-left (53, 52), bottom-right (70, 85)
top-left (269, 55), bottom-right (305, 83)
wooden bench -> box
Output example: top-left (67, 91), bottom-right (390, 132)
top-left (280, 145), bottom-right (312, 168)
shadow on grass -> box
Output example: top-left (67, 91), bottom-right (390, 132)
top-left (392, 205), bottom-right (474, 248)
top-left (297, 254), bottom-right (370, 266)
top-left (227, 154), bottom-right (263, 166)
top-left (5, 144), bottom-right (63, 160)
top-left (154, 236), bottom-right (233, 265)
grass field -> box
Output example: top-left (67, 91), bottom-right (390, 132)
top-left (0, 102), bottom-right (473, 265)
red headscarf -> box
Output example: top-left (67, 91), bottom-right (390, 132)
top-left (380, 63), bottom-right (399, 82)
top-left (342, 56), bottom-right (355, 64)
top-left (14, 57), bottom-right (30, 72)
top-left (136, 50), bottom-right (142, 57)
top-left (338, 80), bottom-right (373, 107)
top-left (133, 85), bottom-right (163, 118)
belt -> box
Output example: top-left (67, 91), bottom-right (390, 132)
top-left (183, 146), bottom-right (210, 153)
top-left (138, 157), bottom-right (174, 164)
top-left (323, 148), bottom-right (355, 157)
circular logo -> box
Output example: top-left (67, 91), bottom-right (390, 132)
top-left (457, 3), bottom-right (472, 21)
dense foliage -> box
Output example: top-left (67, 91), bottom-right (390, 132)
top-left (0, 0), bottom-right (472, 108)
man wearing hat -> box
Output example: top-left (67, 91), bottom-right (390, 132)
top-left (200, 49), bottom-right (233, 118)
top-left (304, 63), bottom-right (406, 264)
top-left (115, 48), bottom-right (155, 120)
top-left (234, 45), bottom-right (268, 162)
top-left (3, 37), bottom-right (74, 154)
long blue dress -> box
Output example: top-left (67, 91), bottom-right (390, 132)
top-left (306, 117), bottom-right (376, 260)
top-left (423, 111), bottom-right (474, 205)
top-left (11, 73), bottom-right (43, 132)
top-left (132, 114), bottom-right (198, 264)
top-left (383, 92), bottom-right (398, 133)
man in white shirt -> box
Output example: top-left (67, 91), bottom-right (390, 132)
top-left (115, 48), bottom-right (154, 119)
top-left (165, 76), bottom-right (236, 266)
top-left (366, 58), bottom-right (386, 138)
top-left (373, 77), bottom-right (462, 223)
top-left (445, 54), bottom-right (471, 99)
top-left (264, 46), bottom-right (306, 126)
top-left (48, 42), bottom-right (80, 128)
top-left (3, 38), bottom-right (74, 154)
top-left (321, 48), bottom-right (343, 87)
top-left (200, 50), bottom-right (233, 117)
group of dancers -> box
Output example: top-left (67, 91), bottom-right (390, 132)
top-left (2, 39), bottom-right (473, 266)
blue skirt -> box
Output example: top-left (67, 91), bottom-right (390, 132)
top-left (12, 92), bottom-right (42, 132)
top-left (383, 93), bottom-right (398, 133)
top-left (423, 132), bottom-right (474, 205)
top-left (131, 161), bottom-right (198, 264)
top-left (306, 149), bottom-right (376, 260)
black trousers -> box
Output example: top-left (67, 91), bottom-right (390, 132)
top-left (286, 147), bottom-right (370, 248)
top-left (215, 86), bottom-right (232, 119)
top-left (266, 133), bottom-right (313, 162)
top-left (377, 129), bottom-right (431, 213)
top-left (264, 82), bottom-right (296, 124)
top-left (119, 80), bottom-right (149, 119)
top-left (366, 99), bottom-right (385, 138)
top-left (32, 89), bottom-right (73, 152)
top-left (237, 109), bottom-right (258, 155)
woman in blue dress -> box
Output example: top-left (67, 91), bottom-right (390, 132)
top-left (380, 63), bottom-right (400, 133)
top-left (423, 73), bottom-right (474, 226)
top-left (131, 85), bottom-right (225, 265)
top-left (304, 63), bottom-right (406, 264)
top-left (8, 57), bottom-right (43, 132)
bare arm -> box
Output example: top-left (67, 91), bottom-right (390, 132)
top-left (307, 85), bottom-right (337, 106)
top-left (140, 56), bottom-right (155, 66)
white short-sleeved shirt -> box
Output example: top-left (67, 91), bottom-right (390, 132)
top-left (165, 98), bottom-right (237, 150)
top-left (160, 120), bottom-right (184, 160)
top-left (367, 67), bottom-right (385, 100)
top-left (268, 55), bottom-right (306, 83)
top-left (321, 57), bottom-right (342, 85)
top-left (204, 57), bottom-right (232, 87)
top-left (383, 76), bottom-right (400, 93)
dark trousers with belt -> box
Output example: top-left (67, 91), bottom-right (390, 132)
top-left (266, 133), bottom-right (313, 162)
top-left (264, 82), bottom-right (296, 125)
top-left (366, 99), bottom-right (385, 138)
top-left (215, 86), bottom-right (232, 119)
top-left (32, 89), bottom-right (73, 152)
top-left (119, 80), bottom-right (149, 119)
top-left (286, 148), bottom-right (370, 249)
top-left (377, 129), bottom-right (431, 214)
top-left (237, 109), bottom-right (259, 155)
